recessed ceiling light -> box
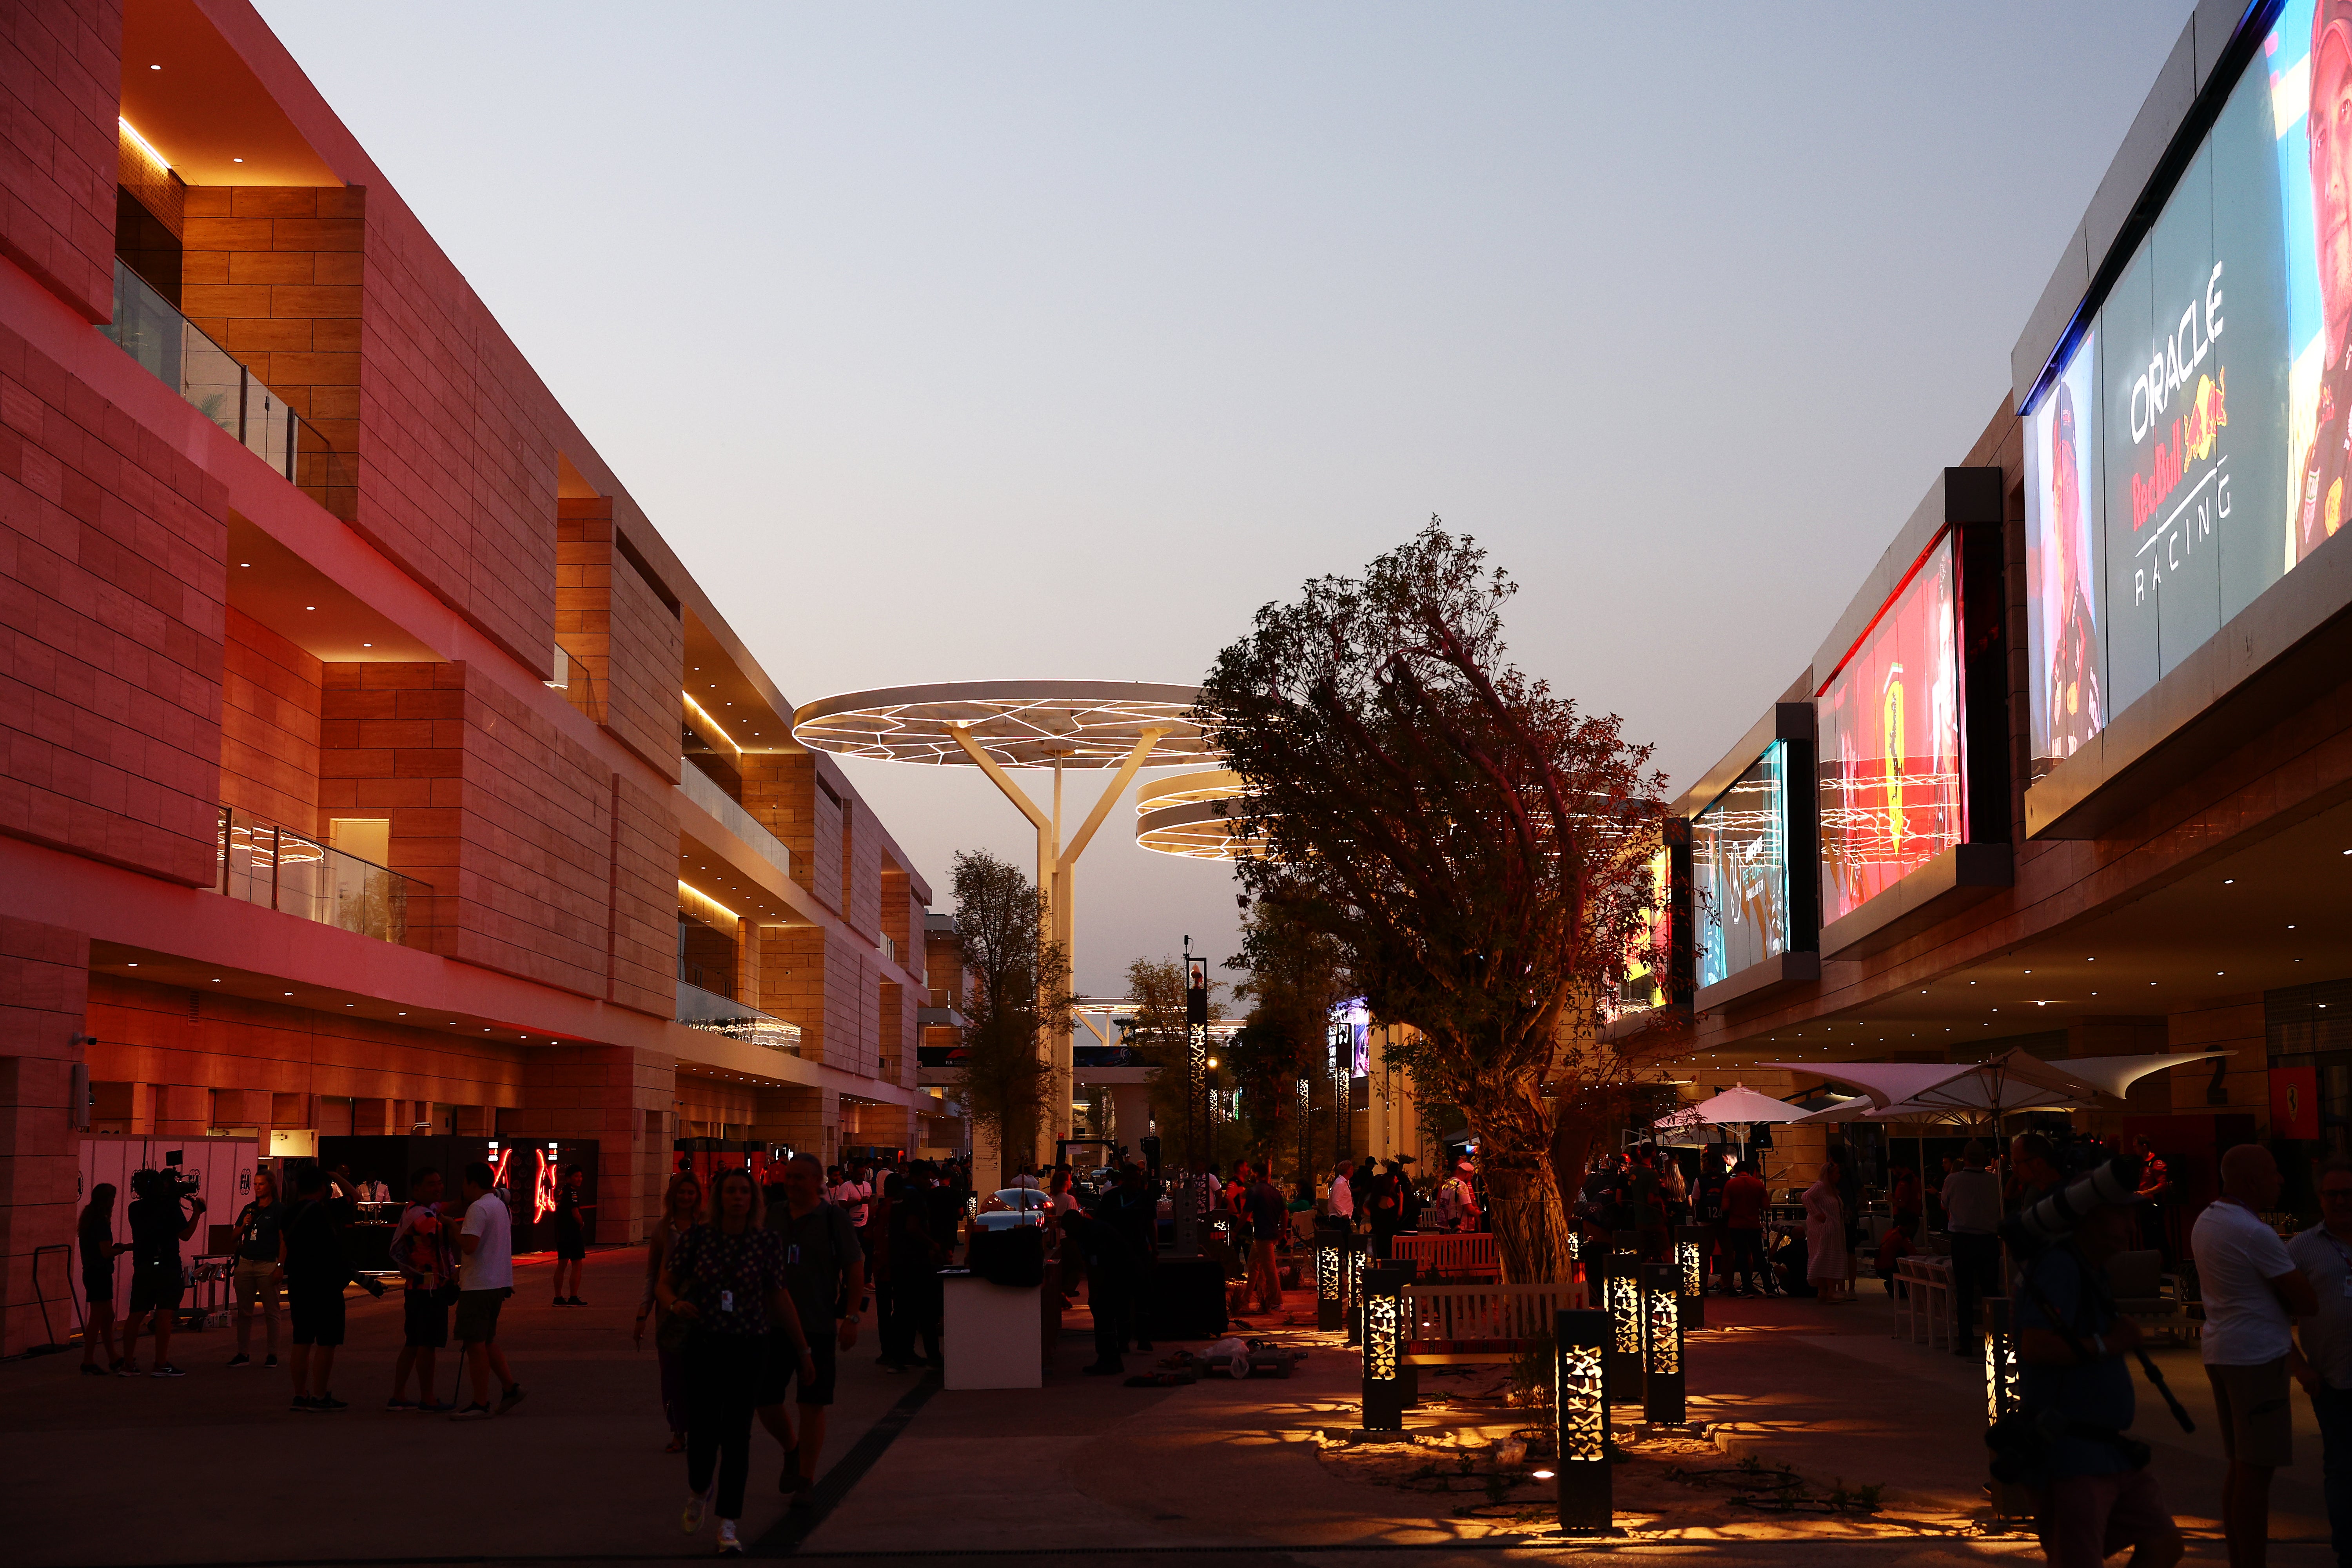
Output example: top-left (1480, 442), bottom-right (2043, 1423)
top-left (363, 642), bottom-right (372, 648)
top-left (232, 156), bottom-right (244, 162)
top-left (284, 991), bottom-right (293, 996)
top-left (305, 605), bottom-right (315, 610)
top-left (239, 562), bottom-right (250, 567)
top-left (149, 64), bottom-right (160, 69)
top-left (126, 962), bottom-right (137, 966)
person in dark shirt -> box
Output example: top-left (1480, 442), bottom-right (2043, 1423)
top-left (282, 1163), bottom-right (385, 1412)
top-left (1096, 1163), bottom-right (1158, 1354)
top-left (758, 1154), bottom-right (865, 1503)
top-left (120, 1169), bottom-right (203, 1378)
top-left (1695, 1150), bottom-right (1731, 1295)
top-left (659, 1167), bottom-right (813, 1556)
top-left (2014, 1198), bottom-right (2181, 1568)
top-left (1066, 1203), bottom-right (1135, 1376)
top-left (78, 1183), bottom-right (130, 1376)
top-left (1245, 1168), bottom-right (1288, 1315)
top-left (552, 1164), bottom-right (592, 1307)
top-left (228, 1168), bottom-right (286, 1369)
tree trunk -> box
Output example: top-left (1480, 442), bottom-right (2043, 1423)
top-left (1469, 1078), bottom-right (1575, 1285)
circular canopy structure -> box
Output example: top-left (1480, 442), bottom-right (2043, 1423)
top-left (791, 680), bottom-right (1218, 769)
top-left (1134, 768), bottom-right (1266, 860)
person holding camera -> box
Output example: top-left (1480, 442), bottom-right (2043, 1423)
top-left (227, 1167), bottom-right (285, 1370)
top-left (2012, 1190), bottom-right (2181, 1568)
top-left (283, 1163), bottom-right (387, 1412)
top-left (120, 1166), bottom-right (204, 1378)
top-left (2288, 1154), bottom-right (2352, 1568)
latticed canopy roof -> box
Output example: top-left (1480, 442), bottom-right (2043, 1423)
top-left (791, 681), bottom-right (1220, 769)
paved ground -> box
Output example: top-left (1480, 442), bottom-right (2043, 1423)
top-left (0, 1250), bottom-right (2332, 1565)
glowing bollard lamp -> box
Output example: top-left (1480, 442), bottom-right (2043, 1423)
top-left (1674, 1224), bottom-right (1710, 1328)
top-left (1345, 1237), bottom-right (1367, 1346)
top-left (1602, 1253), bottom-right (1643, 1405)
top-left (1640, 1261), bottom-right (1686, 1426)
top-left (1551, 1307), bottom-right (1615, 1533)
top-left (1360, 1264), bottom-right (1410, 1432)
top-left (1982, 1298), bottom-right (2033, 1520)
top-left (1316, 1225), bottom-right (1347, 1332)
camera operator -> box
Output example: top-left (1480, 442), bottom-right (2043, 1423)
top-left (119, 1165), bottom-right (204, 1378)
top-left (2013, 1190), bottom-right (2182, 1568)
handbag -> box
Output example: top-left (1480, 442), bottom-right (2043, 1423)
top-left (655, 1306), bottom-right (694, 1354)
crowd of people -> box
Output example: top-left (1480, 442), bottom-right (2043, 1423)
top-left (75, 1157), bottom-right (526, 1417)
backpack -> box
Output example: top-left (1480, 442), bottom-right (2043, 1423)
top-left (1430, 1180), bottom-right (1463, 1230)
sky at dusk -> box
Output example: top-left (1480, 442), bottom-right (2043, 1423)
top-left (256, 1), bottom-right (2200, 993)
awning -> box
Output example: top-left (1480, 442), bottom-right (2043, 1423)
top-left (1768, 1049), bottom-right (2232, 1121)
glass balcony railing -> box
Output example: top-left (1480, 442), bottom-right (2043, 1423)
top-left (677, 979), bottom-right (802, 1055)
top-left (97, 260), bottom-right (333, 487)
top-left (678, 759), bottom-right (791, 880)
top-left (213, 806), bottom-right (433, 948)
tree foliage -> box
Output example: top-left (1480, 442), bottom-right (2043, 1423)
top-left (1223, 900), bottom-right (1351, 1181)
top-left (1125, 955), bottom-right (1228, 1170)
top-left (949, 849), bottom-right (1069, 1166)
top-left (1196, 521), bottom-right (1672, 1282)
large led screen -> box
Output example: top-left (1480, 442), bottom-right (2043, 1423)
top-left (2025, 0), bottom-right (2340, 780)
top-left (1818, 538), bottom-right (1963, 926)
top-left (1693, 742), bottom-right (1789, 989)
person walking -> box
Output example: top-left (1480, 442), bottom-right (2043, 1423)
top-left (1327, 1160), bottom-right (1354, 1229)
top-left (282, 1163), bottom-right (385, 1412)
top-left (2290, 1154), bottom-right (2352, 1568)
top-left (388, 1166), bottom-right (459, 1412)
top-left (550, 1164), bottom-right (592, 1307)
top-left (659, 1166), bottom-right (816, 1557)
top-left (636, 1172), bottom-right (703, 1450)
top-left (1100, 1162), bottom-right (1158, 1354)
top-left (1803, 1162), bottom-right (1850, 1303)
top-left (759, 1153), bottom-right (864, 1503)
top-left (227, 1167), bottom-right (286, 1370)
top-left (451, 1160), bottom-right (524, 1421)
top-left (119, 1166), bottom-right (204, 1378)
top-left (1943, 1143), bottom-right (2004, 1357)
top-left (2194, 1143), bottom-right (2317, 1568)
top-left (1720, 1160), bottom-right (1769, 1295)
top-left (2015, 1191), bottom-right (2182, 1568)
top-left (1243, 1165), bottom-right (1287, 1316)
top-left (76, 1183), bottom-right (129, 1376)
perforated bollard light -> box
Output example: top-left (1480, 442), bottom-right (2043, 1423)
top-left (1674, 1224), bottom-right (1710, 1328)
top-left (1640, 1261), bottom-right (1685, 1426)
top-left (1983, 1298), bottom-right (2020, 1424)
top-left (1360, 1264), bottom-right (1409, 1432)
top-left (1602, 1254), bottom-right (1643, 1405)
top-left (1316, 1226), bottom-right (1346, 1332)
top-left (1553, 1307), bottom-right (1614, 1533)
top-left (1345, 1237), bottom-right (1367, 1346)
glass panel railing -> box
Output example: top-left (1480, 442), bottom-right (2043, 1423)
top-left (212, 806), bottom-right (432, 949)
top-left (676, 980), bottom-right (802, 1056)
top-left (97, 261), bottom-right (322, 484)
top-left (677, 759), bottom-right (791, 880)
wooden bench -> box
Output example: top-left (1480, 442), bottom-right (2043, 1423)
top-left (1391, 1232), bottom-right (1497, 1280)
top-left (1893, 1255), bottom-right (1956, 1350)
top-left (1401, 1280), bottom-right (1590, 1365)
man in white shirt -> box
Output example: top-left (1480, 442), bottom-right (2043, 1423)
top-left (2289, 1154), bottom-right (2352, 1568)
top-left (1328, 1161), bottom-right (1354, 1227)
top-left (1940, 1142), bottom-right (2004, 1359)
top-left (828, 1168), bottom-right (872, 1229)
top-left (2192, 1143), bottom-right (2317, 1568)
top-left (452, 1160), bottom-right (524, 1421)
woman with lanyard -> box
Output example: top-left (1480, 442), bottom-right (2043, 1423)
top-left (635, 1172), bottom-right (703, 1453)
top-left (657, 1167), bottom-right (817, 1556)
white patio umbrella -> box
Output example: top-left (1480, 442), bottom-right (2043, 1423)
top-left (1657, 1083), bottom-right (1812, 1182)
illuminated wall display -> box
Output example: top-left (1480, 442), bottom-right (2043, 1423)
top-left (1553, 1308), bottom-right (1615, 1533)
top-left (1694, 742), bottom-right (1791, 988)
top-left (2024, 0), bottom-right (2352, 813)
top-left (1818, 537), bottom-right (1964, 925)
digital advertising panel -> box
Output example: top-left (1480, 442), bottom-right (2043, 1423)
top-left (1817, 538), bottom-right (1963, 926)
top-left (1693, 742), bottom-right (1789, 990)
top-left (2024, 0), bottom-right (2345, 782)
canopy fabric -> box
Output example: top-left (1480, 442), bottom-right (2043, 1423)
top-left (1768, 1048), bottom-right (2233, 1121)
top-left (1792, 1094), bottom-right (1950, 1127)
top-left (1658, 1083), bottom-right (1812, 1129)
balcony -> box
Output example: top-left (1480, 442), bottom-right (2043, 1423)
top-left (677, 978), bottom-right (802, 1056)
top-left (678, 759), bottom-right (791, 880)
top-left (212, 806), bottom-right (432, 948)
top-left (97, 260), bottom-right (338, 496)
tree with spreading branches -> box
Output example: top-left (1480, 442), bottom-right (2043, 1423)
top-left (1197, 521), bottom-right (1674, 1284)
top-left (949, 849), bottom-right (1070, 1188)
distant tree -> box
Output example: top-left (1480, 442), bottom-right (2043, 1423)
top-left (1197, 521), bottom-right (1673, 1284)
top-left (1125, 955), bottom-right (1228, 1170)
top-left (1225, 899), bottom-right (1351, 1183)
top-left (949, 849), bottom-right (1069, 1176)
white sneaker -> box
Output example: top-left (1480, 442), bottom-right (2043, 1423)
top-left (717, 1519), bottom-right (742, 1555)
top-left (681, 1489), bottom-right (710, 1535)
